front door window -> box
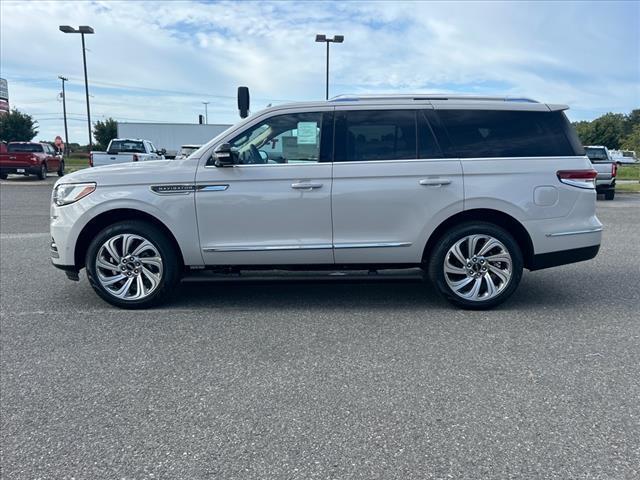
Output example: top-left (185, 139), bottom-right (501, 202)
top-left (229, 112), bottom-right (324, 165)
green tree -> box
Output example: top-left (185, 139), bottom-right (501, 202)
top-left (621, 124), bottom-right (640, 153)
top-left (589, 113), bottom-right (626, 149)
top-left (92, 118), bottom-right (118, 150)
top-left (625, 109), bottom-right (640, 133)
top-left (0, 109), bottom-right (38, 142)
top-left (573, 120), bottom-right (595, 145)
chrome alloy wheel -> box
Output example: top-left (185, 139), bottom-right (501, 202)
top-left (443, 234), bottom-right (512, 302)
top-left (95, 234), bottom-right (163, 300)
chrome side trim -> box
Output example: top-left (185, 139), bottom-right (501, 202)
top-left (197, 185), bottom-right (229, 192)
top-left (203, 243), bottom-right (333, 253)
top-left (546, 227), bottom-right (603, 237)
top-left (334, 242), bottom-right (412, 249)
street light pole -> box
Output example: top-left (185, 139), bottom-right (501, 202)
top-left (81, 33), bottom-right (92, 148)
top-left (58, 76), bottom-right (69, 157)
top-left (60, 25), bottom-right (94, 148)
top-left (202, 101), bottom-right (210, 124)
top-left (325, 41), bottom-right (330, 101)
top-left (315, 34), bottom-right (344, 100)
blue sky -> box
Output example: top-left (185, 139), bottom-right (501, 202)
top-left (1, 0), bottom-right (638, 143)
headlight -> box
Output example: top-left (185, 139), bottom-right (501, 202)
top-left (53, 182), bottom-right (96, 206)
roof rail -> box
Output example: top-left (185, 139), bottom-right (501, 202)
top-left (329, 94), bottom-right (539, 103)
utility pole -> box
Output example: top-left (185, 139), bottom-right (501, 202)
top-left (58, 76), bottom-right (69, 157)
top-left (202, 101), bottom-right (210, 124)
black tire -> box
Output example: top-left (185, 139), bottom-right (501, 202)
top-left (0, 172), bottom-right (7, 180)
top-left (37, 163), bottom-right (47, 180)
top-left (85, 220), bottom-right (181, 309)
top-left (604, 189), bottom-right (615, 200)
top-left (57, 160), bottom-right (65, 177)
top-left (427, 222), bottom-right (523, 310)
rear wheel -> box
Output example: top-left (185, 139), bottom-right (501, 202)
top-left (428, 222), bottom-right (523, 310)
top-left (0, 172), bottom-right (7, 180)
top-left (604, 189), bottom-right (615, 200)
top-left (86, 221), bottom-right (181, 309)
top-left (57, 160), bottom-right (65, 177)
top-left (37, 163), bottom-right (47, 180)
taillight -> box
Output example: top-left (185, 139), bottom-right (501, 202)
top-left (132, 154), bottom-right (139, 162)
top-left (89, 153), bottom-right (93, 167)
top-left (557, 169), bottom-right (597, 189)
top-left (612, 163), bottom-right (617, 177)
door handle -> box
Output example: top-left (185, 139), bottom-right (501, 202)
top-left (291, 183), bottom-right (323, 190)
top-left (419, 178), bottom-right (451, 187)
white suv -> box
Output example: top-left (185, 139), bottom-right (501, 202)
top-left (50, 95), bottom-right (602, 309)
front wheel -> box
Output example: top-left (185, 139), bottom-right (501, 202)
top-left (428, 222), bottom-right (523, 310)
top-left (86, 221), bottom-right (181, 309)
top-left (604, 189), bottom-right (615, 200)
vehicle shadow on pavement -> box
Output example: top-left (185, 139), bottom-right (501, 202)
top-left (170, 277), bottom-right (445, 311)
top-left (163, 273), bottom-right (588, 312)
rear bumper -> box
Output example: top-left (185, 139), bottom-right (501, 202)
top-left (0, 165), bottom-right (41, 175)
top-left (596, 179), bottom-right (615, 193)
top-left (529, 244), bottom-right (600, 271)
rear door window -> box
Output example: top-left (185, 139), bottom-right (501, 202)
top-left (334, 110), bottom-right (416, 161)
top-left (437, 110), bottom-right (580, 158)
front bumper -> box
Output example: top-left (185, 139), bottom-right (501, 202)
top-left (51, 261), bottom-right (80, 280)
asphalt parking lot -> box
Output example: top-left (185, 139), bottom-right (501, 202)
top-left (1, 175), bottom-right (639, 479)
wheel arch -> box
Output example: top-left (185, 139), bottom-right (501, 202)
top-left (422, 209), bottom-right (534, 269)
top-left (74, 208), bottom-right (185, 270)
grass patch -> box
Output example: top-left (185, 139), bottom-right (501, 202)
top-left (617, 164), bottom-right (640, 180)
top-left (616, 182), bottom-right (640, 193)
top-left (64, 154), bottom-right (90, 172)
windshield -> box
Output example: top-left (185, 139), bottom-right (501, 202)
top-left (585, 147), bottom-right (609, 161)
top-left (8, 143), bottom-right (43, 153)
top-left (108, 140), bottom-right (145, 154)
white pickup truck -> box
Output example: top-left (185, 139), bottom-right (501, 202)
top-left (584, 145), bottom-right (617, 200)
top-left (90, 139), bottom-right (165, 167)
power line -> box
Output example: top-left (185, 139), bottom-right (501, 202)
top-left (4, 74), bottom-right (297, 103)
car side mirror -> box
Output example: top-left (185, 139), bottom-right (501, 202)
top-left (213, 143), bottom-right (238, 167)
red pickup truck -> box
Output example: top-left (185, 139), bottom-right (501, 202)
top-left (0, 142), bottom-right (65, 180)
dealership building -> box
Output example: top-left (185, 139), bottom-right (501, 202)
top-left (0, 78), bottom-right (8, 115)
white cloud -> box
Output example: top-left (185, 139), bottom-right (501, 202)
top-left (1, 0), bottom-right (638, 142)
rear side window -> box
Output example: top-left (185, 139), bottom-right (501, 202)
top-left (335, 110), bottom-right (416, 161)
top-left (437, 110), bottom-right (581, 158)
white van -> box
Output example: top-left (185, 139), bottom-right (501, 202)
top-left (50, 95), bottom-right (601, 309)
